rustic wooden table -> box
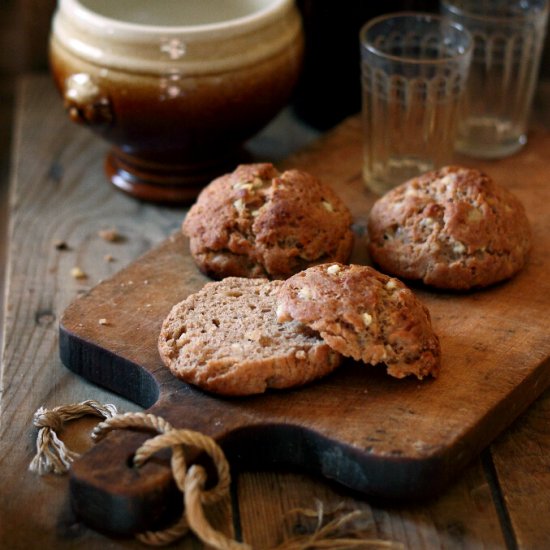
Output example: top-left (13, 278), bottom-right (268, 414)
top-left (0, 74), bottom-right (549, 549)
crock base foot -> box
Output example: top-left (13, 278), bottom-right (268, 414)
top-left (105, 148), bottom-right (249, 204)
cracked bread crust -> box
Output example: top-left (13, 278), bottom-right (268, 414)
top-left (367, 166), bottom-right (532, 290)
top-left (182, 163), bottom-right (354, 280)
top-left (276, 264), bottom-right (440, 380)
top-left (158, 277), bottom-right (342, 396)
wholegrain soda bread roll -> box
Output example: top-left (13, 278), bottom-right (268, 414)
top-left (158, 277), bottom-right (342, 396)
top-left (276, 263), bottom-right (440, 380)
top-left (367, 166), bottom-right (532, 290)
top-left (182, 163), bottom-right (353, 280)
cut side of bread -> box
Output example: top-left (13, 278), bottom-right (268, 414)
top-left (158, 277), bottom-right (341, 396)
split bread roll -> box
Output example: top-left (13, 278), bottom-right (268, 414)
top-left (159, 265), bottom-right (440, 395)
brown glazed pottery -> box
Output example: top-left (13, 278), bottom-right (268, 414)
top-left (50, 0), bottom-right (304, 203)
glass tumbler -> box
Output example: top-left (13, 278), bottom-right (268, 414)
top-left (360, 13), bottom-right (473, 195)
top-left (441, 0), bottom-right (549, 158)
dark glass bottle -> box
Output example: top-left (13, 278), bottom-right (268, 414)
top-left (292, 1), bottom-right (438, 130)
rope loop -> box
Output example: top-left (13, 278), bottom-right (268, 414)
top-left (90, 411), bottom-right (244, 549)
top-left (30, 403), bottom-right (401, 549)
top-left (134, 429), bottom-right (231, 504)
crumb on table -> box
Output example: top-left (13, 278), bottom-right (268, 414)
top-left (70, 266), bottom-right (87, 279)
top-left (98, 228), bottom-right (123, 242)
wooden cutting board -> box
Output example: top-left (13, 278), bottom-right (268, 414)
top-left (60, 117), bottom-right (550, 535)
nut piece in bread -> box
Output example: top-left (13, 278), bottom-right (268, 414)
top-left (277, 263), bottom-right (440, 380)
top-left (367, 166), bottom-right (532, 290)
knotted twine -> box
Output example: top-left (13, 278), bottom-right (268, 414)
top-left (29, 400), bottom-right (402, 549)
top-left (29, 400), bottom-right (118, 475)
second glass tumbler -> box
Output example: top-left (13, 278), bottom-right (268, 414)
top-left (360, 12), bottom-right (473, 195)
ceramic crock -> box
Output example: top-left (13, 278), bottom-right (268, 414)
top-left (50, 0), bottom-right (304, 203)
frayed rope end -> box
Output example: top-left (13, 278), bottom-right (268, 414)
top-left (29, 400), bottom-right (118, 476)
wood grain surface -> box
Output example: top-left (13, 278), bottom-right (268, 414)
top-left (1, 74), bottom-right (550, 549)
top-left (60, 94), bottom-right (550, 531)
